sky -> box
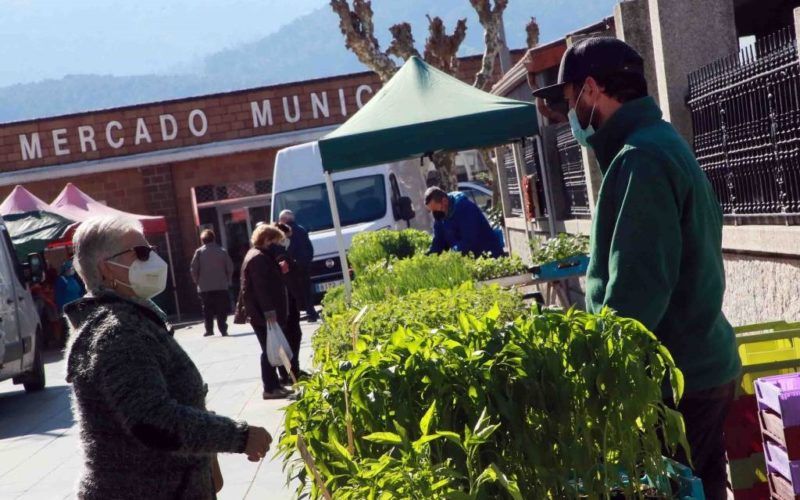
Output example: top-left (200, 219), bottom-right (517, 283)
top-left (0, 0), bottom-right (326, 87)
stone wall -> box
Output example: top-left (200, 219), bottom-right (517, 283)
top-left (722, 253), bottom-right (800, 327)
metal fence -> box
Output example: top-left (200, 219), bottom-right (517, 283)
top-left (688, 27), bottom-right (800, 218)
top-left (555, 123), bottom-right (591, 218)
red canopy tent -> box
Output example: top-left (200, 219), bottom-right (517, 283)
top-left (49, 184), bottom-right (180, 318)
top-left (52, 183), bottom-right (167, 234)
top-left (1, 185), bottom-right (59, 215)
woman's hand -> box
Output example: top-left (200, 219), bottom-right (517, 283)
top-left (245, 425), bottom-right (272, 462)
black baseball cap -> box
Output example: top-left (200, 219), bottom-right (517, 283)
top-left (532, 37), bottom-right (644, 102)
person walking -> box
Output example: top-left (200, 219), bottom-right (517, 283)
top-left (237, 224), bottom-right (292, 399)
top-left (65, 216), bottom-right (271, 499)
top-left (532, 37), bottom-right (740, 500)
top-left (190, 229), bottom-right (234, 337)
top-left (278, 209), bottom-right (318, 322)
top-left (424, 187), bottom-right (504, 258)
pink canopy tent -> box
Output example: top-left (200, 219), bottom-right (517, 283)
top-left (0, 185), bottom-right (60, 215)
top-left (51, 183), bottom-right (167, 233)
top-left (50, 183), bottom-right (180, 319)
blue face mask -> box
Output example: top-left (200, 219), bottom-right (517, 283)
top-left (568, 85), bottom-right (596, 148)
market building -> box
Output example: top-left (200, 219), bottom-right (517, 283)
top-left (492, 0), bottom-right (800, 328)
top-left (0, 52), bottom-right (520, 315)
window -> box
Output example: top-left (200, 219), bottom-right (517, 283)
top-left (273, 175), bottom-right (387, 232)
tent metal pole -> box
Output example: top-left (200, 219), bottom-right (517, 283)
top-left (324, 171), bottom-right (352, 304)
top-left (535, 136), bottom-right (556, 237)
top-left (164, 231), bottom-right (181, 321)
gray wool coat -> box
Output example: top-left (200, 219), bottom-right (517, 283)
top-left (65, 293), bottom-right (249, 500)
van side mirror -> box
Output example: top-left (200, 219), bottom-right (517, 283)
top-left (395, 196), bottom-right (415, 221)
top-left (24, 253), bottom-right (43, 284)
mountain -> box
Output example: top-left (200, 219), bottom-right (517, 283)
top-left (0, 0), bottom-right (616, 124)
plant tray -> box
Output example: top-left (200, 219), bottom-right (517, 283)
top-left (532, 254), bottom-right (589, 281)
top-left (770, 471), bottom-right (800, 500)
top-left (756, 374), bottom-right (800, 426)
top-left (765, 439), bottom-right (800, 487)
top-left (761, 409), bottom-right (800, 460)
top-left (735, 323), bottom-right (800, 396)
top-left (478, 273), bottom-right (533, 289)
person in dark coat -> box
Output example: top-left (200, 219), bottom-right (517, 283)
top-left (190, 229), bottom-right (234, 337)
top-left (274, 223), bottom-right (307, 384)
top-left (424, 187), bottom-right (504, 258)
top-left (237, 224), bottom-right (292, 399)
top-left (278, 209), bottom-right (318, 322)
top-left (66, 215), bottom-right (271, 500)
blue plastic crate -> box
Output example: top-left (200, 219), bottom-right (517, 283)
top-left (532, 254), bottom-right (590, 280)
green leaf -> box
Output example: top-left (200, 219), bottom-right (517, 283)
top-left (489, 463), bottom-right (523, 500)
top-left (420, 401), bottom-right (436, 436)
top-left (669, 366), bottom-right (685, 405)
top-left (664, 407), bottom-right (693, 467)
top-left (468, 386), bottom-right (478, 399)
top-left (363, 432), bottom-right (403, 445)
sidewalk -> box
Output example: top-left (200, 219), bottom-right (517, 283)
top-left (0, 317), bottom-right (317, 499)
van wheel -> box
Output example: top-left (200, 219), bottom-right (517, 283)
top-left (23, 330), bottom-right (45, 393)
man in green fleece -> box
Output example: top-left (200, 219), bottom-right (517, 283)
top-left (533, 38), bottom-right (740, 500)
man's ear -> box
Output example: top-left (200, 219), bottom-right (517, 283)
top-left (584, 76), bottom-right (603, 100)
top-left (98, 260), bottom-right (112, 284)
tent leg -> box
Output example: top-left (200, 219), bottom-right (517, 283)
top-left (164, 232), bottom-right (181, 321)
top-left (324, 171), bottom-right (352, 304)
top-left (534, 136), bottom-right (556, 238)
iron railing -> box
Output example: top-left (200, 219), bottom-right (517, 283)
top-left (555, 123), bottom-right (591, 218)
top-left (688, 27), bottom-right (800, 218)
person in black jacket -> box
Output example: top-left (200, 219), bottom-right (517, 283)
top-left (238, 224), bottom-right (292, 399)
top-left (278, 209), bottom-right (318, 322)
top-left (274, 222), bottom-right (306, 384)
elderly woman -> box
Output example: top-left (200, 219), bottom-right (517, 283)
top-left (238, 223), bottom-right (292, 399)
top-left (65, 216), bottom-right (270, 499)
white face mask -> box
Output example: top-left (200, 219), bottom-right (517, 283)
top-left (281, 239), bottom-right (291, 249)
top-left (109, 253), bottom-right (169, 299)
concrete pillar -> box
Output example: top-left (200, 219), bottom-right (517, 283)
top-left (648, 0), bottom-right (738, 143)
top-left (614, 0), bottom-right (659, 105)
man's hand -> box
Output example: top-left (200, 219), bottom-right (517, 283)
top-left (265, 311), bottom-right (277, 325)
top-left (245, 426), bottom-right (272, 462)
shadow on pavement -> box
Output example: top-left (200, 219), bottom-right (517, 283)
top-left (0, 385), bottom-right (74, 440)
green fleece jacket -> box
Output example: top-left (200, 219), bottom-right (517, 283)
top-left (585, 96), bottom-right (740, 393)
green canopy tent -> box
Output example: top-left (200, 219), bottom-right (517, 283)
top-left (0, 186), bottom-right (75, 261)
top-left (318, 56), bottom-right (538, 300)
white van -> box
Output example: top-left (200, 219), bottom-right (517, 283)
top-left (0, 221), bottom-right (45, 392)
top-left (271, 141), bottom-right (432, 297)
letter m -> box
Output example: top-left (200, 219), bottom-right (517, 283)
top-left (19, 133), bottom-right (43, 160)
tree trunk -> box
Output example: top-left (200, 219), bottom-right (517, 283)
top-left (478, 148), bottom-right (502, 209)
top-left (431, 151), bottom-right (458, 192)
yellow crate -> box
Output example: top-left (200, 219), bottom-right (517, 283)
top-left (735, 322), bottom-right (800, 395)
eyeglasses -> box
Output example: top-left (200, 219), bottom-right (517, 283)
top-left (108, 245), bottom-right (157, 262)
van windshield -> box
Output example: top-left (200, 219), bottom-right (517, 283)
top-left (273, 175), bottom-right (387, 232)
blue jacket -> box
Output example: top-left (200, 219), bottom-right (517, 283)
top-left (287, 221), bottom-right (314, 267)
top-left (429, 192), bottom-right (503, 258)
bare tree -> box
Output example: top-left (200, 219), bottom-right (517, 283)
top-left (330, 0), bottom-right (512, 192)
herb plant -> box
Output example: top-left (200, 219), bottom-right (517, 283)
top-left (530, 233), bottom-right (590, 265)
top-left (280, 306), bottom-right (688, 499)
top-left (348, 229), bottom-right (432, 275)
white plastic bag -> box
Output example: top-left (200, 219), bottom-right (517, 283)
top-left (266, 322), bottom-right (293, 368)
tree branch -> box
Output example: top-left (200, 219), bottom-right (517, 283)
top-left (330, 0), bottom-right (398, 82)
top-left (423, 16), bottom-right (467, 74)
top-left (387, 22), bottom-right (421, 61)
top-left (470, 0), bottom-right (509, 90)
top-left (526, 17), bottom-right (540, 49)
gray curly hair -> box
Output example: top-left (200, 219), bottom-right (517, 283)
top-left (72, 216), bottom-right (143, 292)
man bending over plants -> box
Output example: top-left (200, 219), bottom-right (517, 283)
top-left (424, 186), bottom-right (504, 258)
top-left (532, 37), bottom-right (740, 500)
